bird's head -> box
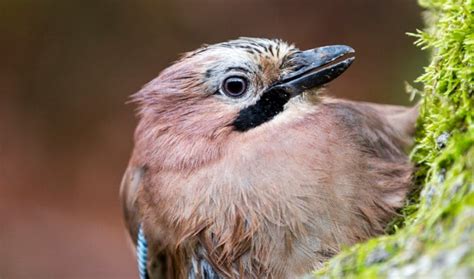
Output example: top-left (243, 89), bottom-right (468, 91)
top-left (133, 38), bottom-right (354, 168)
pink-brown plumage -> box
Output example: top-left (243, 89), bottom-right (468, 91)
top-left (121, 38), bottom-right (417, 278)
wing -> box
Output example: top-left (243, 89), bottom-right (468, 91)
top-left (359, 101), bottom-right (419, 149)
top-left (120, 165), bottom-right (145, 246)
top-left (121, 166), bottom-right (170, 279)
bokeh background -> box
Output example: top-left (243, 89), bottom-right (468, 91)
top-left (0, 0), bottom-right (425, 278)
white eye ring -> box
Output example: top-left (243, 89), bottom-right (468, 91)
top-left (221, 76), bottom-right (248, 98)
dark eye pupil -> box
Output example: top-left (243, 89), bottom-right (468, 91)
top-left (223, 77), bottom-right (247, 97)
top-left (227, 80), bottom-right (243, 93)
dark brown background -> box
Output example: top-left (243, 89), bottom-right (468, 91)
top-left (0, 0), bottom-right (424, 278)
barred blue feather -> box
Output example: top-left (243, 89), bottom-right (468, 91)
top-left (137, 224), bottom-right (149, 279)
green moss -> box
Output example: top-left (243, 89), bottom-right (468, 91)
top-left (313, 0), bottom-right (473, 277)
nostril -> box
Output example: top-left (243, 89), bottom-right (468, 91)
top-left (291, 64), bottom-right (306, 72)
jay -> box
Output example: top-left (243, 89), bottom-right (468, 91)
top-left (121, 38), bottom-right (417, 278)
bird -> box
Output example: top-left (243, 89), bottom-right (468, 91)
top-left (120, 37), bottom-right (418, 279)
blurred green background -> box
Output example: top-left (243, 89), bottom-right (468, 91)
top-left (0, 0), bottom-right (424, 278)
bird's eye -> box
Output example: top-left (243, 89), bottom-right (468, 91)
top-left (222, 76), bottom-right (248, 98)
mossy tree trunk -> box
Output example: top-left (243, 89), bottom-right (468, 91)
top-left (313, 0), bottom-right (473, 277)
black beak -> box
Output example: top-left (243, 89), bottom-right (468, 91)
top-left (271, 45), bottom-right (355, 97)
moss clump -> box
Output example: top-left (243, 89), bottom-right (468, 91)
top-left (313, 0), bottom-right (473, 277)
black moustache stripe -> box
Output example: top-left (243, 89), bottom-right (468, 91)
top-left (232, 89), bottom-right (291, 132)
